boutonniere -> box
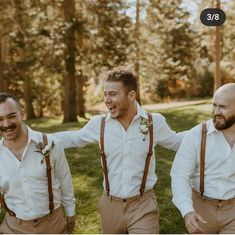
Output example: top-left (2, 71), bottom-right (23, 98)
top-left (35, 141), bottom-right (55, 164)
top-left (139, 117), bottom-right (152, 141)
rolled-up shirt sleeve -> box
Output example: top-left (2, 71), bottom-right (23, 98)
top-left (52, 115), bottom-right (101, 148)
top-left (52, 138), bottom-right (76, 216)
top-left (170, 129), bottom-right (199, 217)
top-left (154, 113), bottom-right (187, 151)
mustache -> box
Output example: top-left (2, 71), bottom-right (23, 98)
top-left (213, 114), bottom-right (224, 118)
top-left (0, 124), bottom-right (17, 132)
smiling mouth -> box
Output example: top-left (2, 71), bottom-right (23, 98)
top-left (108, 105), bottom-right (117, 113)
top-left (215, 116), bottom-right (224, 120)
top-left (0, 124), bottom-right (17, 133)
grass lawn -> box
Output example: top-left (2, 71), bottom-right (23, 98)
top-left (0, 102), bottom-right (212, 233)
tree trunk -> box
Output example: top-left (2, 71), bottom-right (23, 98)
top-left (135, 0), bottom-right (141, 104)
top-left (63, 0), bottom-right (78, 123)
top-left (24, 75), bottom-right (36, 119)
top-left (0, 37), bottom-right (4, 91)
top-left (214, 0), bottom-right (221, 93)
top-left (76, 69), bottom-right (85, 118)
top-left (14, 0), bottom-right (36, 118)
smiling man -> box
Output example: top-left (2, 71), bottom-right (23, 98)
top-left (53, 66), bottom-right (185, 234)
top-left (0, 93), bottom-right (76, 234)
top-left (171, 83), bottom-right (235, 234)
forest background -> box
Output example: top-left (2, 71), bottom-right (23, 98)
top-left (0, 0), bottom-right (234, 233)
top-left (1, 0), bottom-right (234, 121)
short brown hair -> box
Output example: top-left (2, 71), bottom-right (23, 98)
top-left (105, 67), bottom-right (137, 93)
top-left (0, 92), bottom-right (21, 108)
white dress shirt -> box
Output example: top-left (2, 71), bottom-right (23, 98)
top-left (171, 119), bottom-right (235, 217)
top-left (0, 126), bottom-right (75, 220)
top-left (54, 103), bottom-right (183, 198)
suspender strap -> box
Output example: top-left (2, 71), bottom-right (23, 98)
top-left (100, 116), bottom-right (110, 195)
top-left (200, 122), bottom-right (207, 198)
top-left (42, 134), bottom-right (54, 214)
top-left (140, 113), bottom-right (153, 196)
top-left (100, 113), bottom-right (153, 197)
top-left (0, 194), bottom-right (16, 216)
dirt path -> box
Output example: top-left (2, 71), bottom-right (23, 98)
top-left (88, 99), bottom-right (210, 113)
top-left (143, 99), bottom-right (209, 111)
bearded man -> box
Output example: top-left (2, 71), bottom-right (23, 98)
top-left (171, 83), bottom-right (235, 234)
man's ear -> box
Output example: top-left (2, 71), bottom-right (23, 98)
top-left (20, 110), bottom-right (25, 121)
top-left (128, 90), bottom-right (137, 102)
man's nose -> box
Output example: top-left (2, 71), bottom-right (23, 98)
top-left (104, 95), bottom-right (111, 103)
top-left (2, 118), bottom-right (10, 127)
top-left (214, 107), bottom-right (221, 115)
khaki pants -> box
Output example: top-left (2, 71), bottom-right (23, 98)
top-left (0, 205), bottom-right (67, 234)
top-left (98, 189), bottom-right (159, 234)
top-left (192, 190), bottom-right (235, 234)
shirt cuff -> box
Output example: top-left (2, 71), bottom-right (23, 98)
top-left (180, 203), bottom-right (195, 217)
top-left (64, 205), bottom-right (75, 216)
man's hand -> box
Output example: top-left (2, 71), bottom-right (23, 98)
top-left (184, 211), bottom-right (207, 233)
top-left (66, 215), bottom-right (76, 234)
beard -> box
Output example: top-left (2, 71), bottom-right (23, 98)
top-left (213, 114), bottom-right (235, 130)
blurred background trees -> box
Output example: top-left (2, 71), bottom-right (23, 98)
top-left (0, 0), bottom-right (234, 122)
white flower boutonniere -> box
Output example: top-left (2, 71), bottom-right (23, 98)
top-left (139, 117), bottom-right (153, 141)
top-left (35, 141), bottom-right (55, 164)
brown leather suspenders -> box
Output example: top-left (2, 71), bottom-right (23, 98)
top-left (0, 134), bottom-right (54, 216)
top-left (200, 122), bottom-right (207, 198)
top-left (42, 133), bottom-right (54, 214)
top-left (100, 116), bottom-right (110, 196)
top-left (100, 113), bottom-right (153, 196)
top-left (140, 113), bottom-right (153, 195)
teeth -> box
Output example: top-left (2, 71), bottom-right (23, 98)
top-left (4, 128), bottom-right (14, 132)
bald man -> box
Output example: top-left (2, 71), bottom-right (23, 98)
top-left (171, 83), bottom-right (235, 234)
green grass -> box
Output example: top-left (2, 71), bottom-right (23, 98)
top-left (0, 102), bottom-right (212, 233)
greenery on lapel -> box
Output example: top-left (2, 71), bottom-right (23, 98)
top-left (139, 117), bottom-right (153, 141)
top-left (35, 141), bottom-right (55, 164)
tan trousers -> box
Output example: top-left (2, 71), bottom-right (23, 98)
top-left (98, 189), bottom-right (159, 234)
top-left (192, 190), bottom-right (235, 234)
top-left (0, 205), bottom-right (67, 234)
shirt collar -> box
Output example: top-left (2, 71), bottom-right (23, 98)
top-left (207, 119), bottom-right (219, 135)
top-left (105, 102), bottom-right (148, 121)
top-left (26, 125), bottom-right (42, 144)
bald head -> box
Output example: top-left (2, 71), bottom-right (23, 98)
top-left (212, 83), bottom-right (235, 130)
top-left (214, 83), bottom-right (235, 101)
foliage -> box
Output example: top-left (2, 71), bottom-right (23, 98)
top-left (143, 0), bottom-right (198, 100)
top-left (1, 0), bottom-right (234, 117)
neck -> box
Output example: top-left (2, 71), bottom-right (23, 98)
top-left (222, 124), bottom-right (235, 147)
top-left (118, 103), bottom-right (137, 130)
top-left (222, 124), bottom-right (235, 136)
top-left (4, 126), bottom-right (28, 150)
